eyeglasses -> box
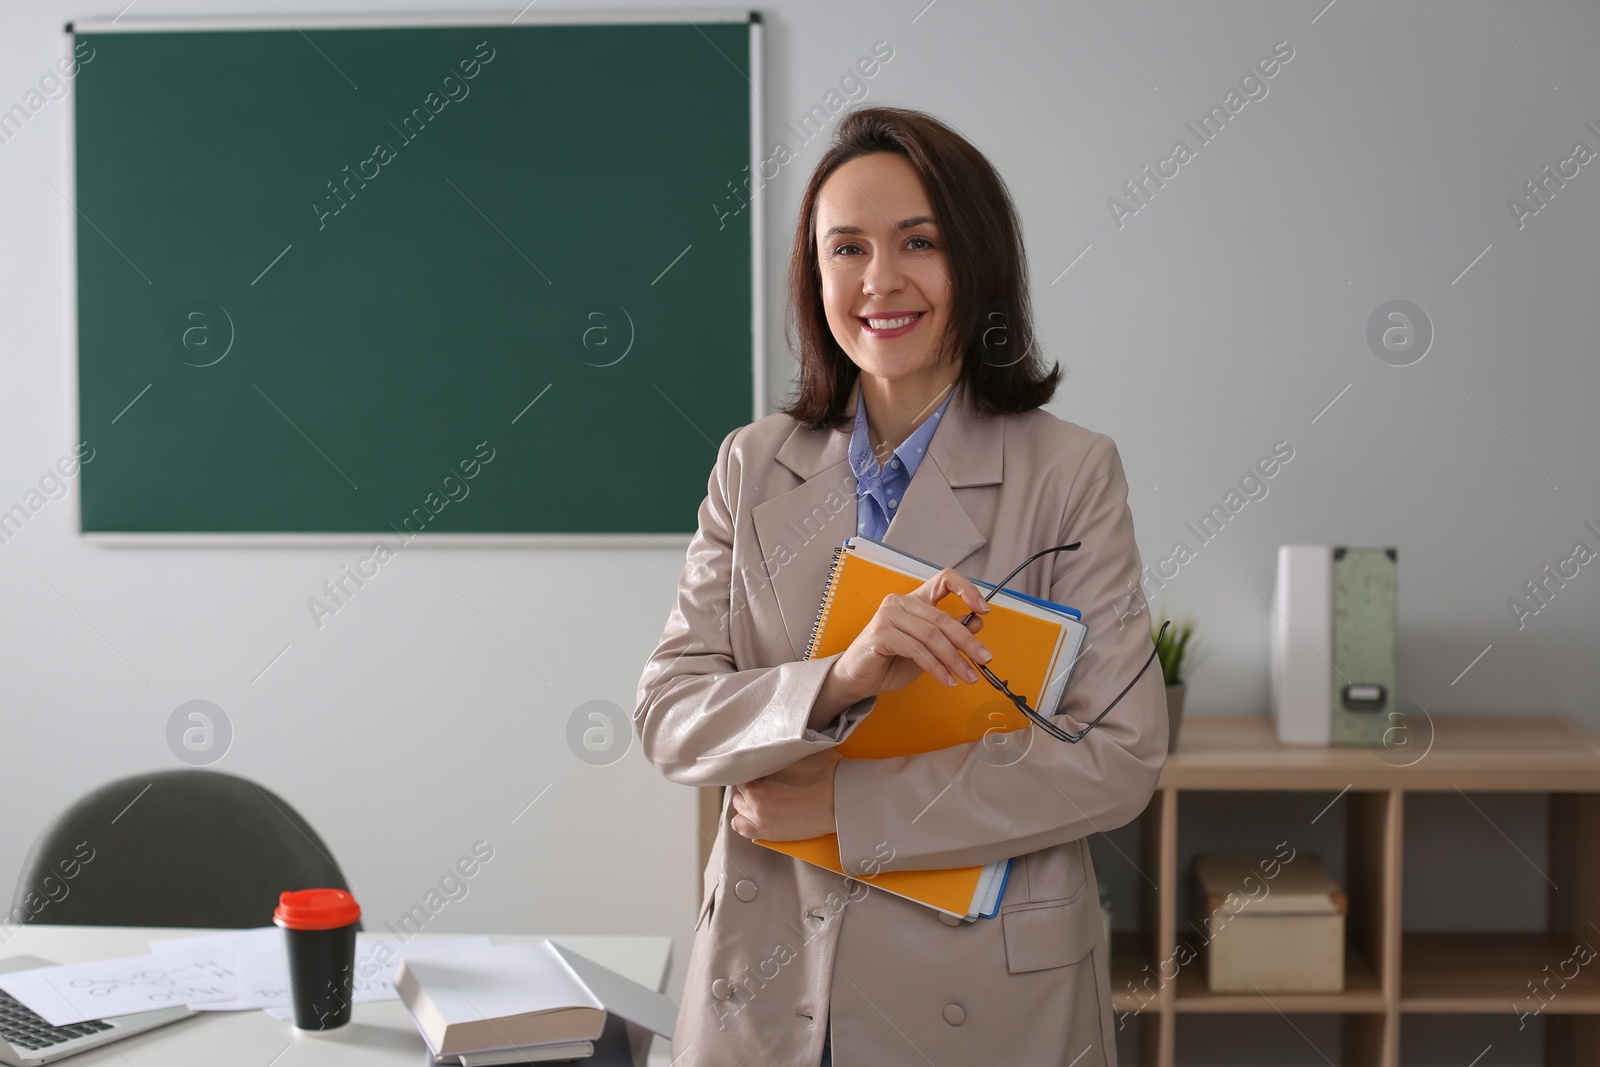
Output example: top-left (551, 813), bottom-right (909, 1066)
top-left (958, 542), bottom-right (1171, 744)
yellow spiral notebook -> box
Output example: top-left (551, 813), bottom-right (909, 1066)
top-left (754, 536), bottom-right (1088, 920)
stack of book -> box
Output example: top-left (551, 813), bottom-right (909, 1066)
top-left (396, 940), bottom-right (676, 1066)
top-left (755, 535), bottom-right (1090, 921)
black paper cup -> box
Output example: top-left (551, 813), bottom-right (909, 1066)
top-left (273, 888), bottom-right (361, 1032)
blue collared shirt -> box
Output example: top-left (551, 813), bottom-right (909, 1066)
top-left (849, 387), bottom-right (955, 541)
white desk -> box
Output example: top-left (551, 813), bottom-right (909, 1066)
top-left (1, 926), bottom-right (674, 1066)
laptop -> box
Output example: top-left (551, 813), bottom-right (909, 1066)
top-left (0, 956), bottom-right (194, 1066)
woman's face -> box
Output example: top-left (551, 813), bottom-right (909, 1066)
top-left (814, 152), bottom-right (954, 385)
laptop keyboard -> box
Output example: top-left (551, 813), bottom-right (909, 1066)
top-left (0, 989), bottom-right (110, 1052)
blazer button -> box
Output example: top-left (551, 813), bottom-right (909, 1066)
top-left (734, 879), bottom-right (758, 902)
top-left (942, 1003), bottom-right (966, 1026)
top-left (938, 912), bottom-right (962, 927)
top-left (711, 979), bottom-right (733, 1000)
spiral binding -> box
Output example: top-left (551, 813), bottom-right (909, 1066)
top-left (803, 543), bottom-right (850, 660)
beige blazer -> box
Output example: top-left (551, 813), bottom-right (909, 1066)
top-left (635, 377), bottom-right (1167, 1066)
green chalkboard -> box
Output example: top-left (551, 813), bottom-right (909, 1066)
top-left (72, 16), bottom-right (757, 534)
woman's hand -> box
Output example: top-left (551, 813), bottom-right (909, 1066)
top-left (827, 567), bottom-right (993, 706)
top-left (730, 749), bottom-right (843, 841)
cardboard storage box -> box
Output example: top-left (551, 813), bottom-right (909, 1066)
top-left (1193, 853), bottom-right (1347, 993)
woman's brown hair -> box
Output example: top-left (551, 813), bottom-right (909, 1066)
top-left (782, 106), bottom-right (1061, 430)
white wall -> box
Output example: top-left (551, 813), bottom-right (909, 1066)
top-left (4, 2), bottom-right (1598, 1060)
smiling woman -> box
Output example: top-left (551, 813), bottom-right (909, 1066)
top-left (784, 108), bottom-right (1059, 437)
top-left (637, 106), bottom-right (1168, 1067)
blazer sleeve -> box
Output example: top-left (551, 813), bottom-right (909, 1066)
top-left (633, 428), bottom-right (877, 788)
top-left (831, 433), bottom-right (1168, 874)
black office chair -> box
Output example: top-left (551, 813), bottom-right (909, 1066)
top-left (9, 770), bottom-right (359, 929)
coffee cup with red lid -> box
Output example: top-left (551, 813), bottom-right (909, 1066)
top-left (273, 888), bottom-right (360, 1033)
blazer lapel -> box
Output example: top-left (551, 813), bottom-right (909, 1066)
top-left (751, 378), bottom-right (1004, 662)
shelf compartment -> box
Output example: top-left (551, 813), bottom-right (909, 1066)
top-left (1109, 929), bottom-right (1163, 1013)
top-left (1401, 931), bottom-right (1600, 1013)
top-left (1173, 940), bottom-right (1384, 1012)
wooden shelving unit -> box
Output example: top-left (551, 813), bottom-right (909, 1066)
top-left (693, 714), bottom-right (1600, 1065)
top-left (1123, 714), bottom-right (1600, 1067)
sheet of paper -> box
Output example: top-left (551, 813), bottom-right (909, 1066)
top-left (549, 943), bottom-right (677, 1039)
top-left (0, 951), bottom-right (236, 1026)
top-left (149, 926), bottom-right (279, 956)
top-left (150, 928), bottom-right (493, 1013)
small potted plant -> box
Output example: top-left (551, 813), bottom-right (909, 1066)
top-left (1152, 611), bottom-right (1203, 754)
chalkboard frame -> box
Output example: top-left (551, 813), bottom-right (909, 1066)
top-left (63, 9), bottom-right (764, 545)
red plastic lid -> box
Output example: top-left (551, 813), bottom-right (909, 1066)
top-left (273, 888), bottom-right (360, 931)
